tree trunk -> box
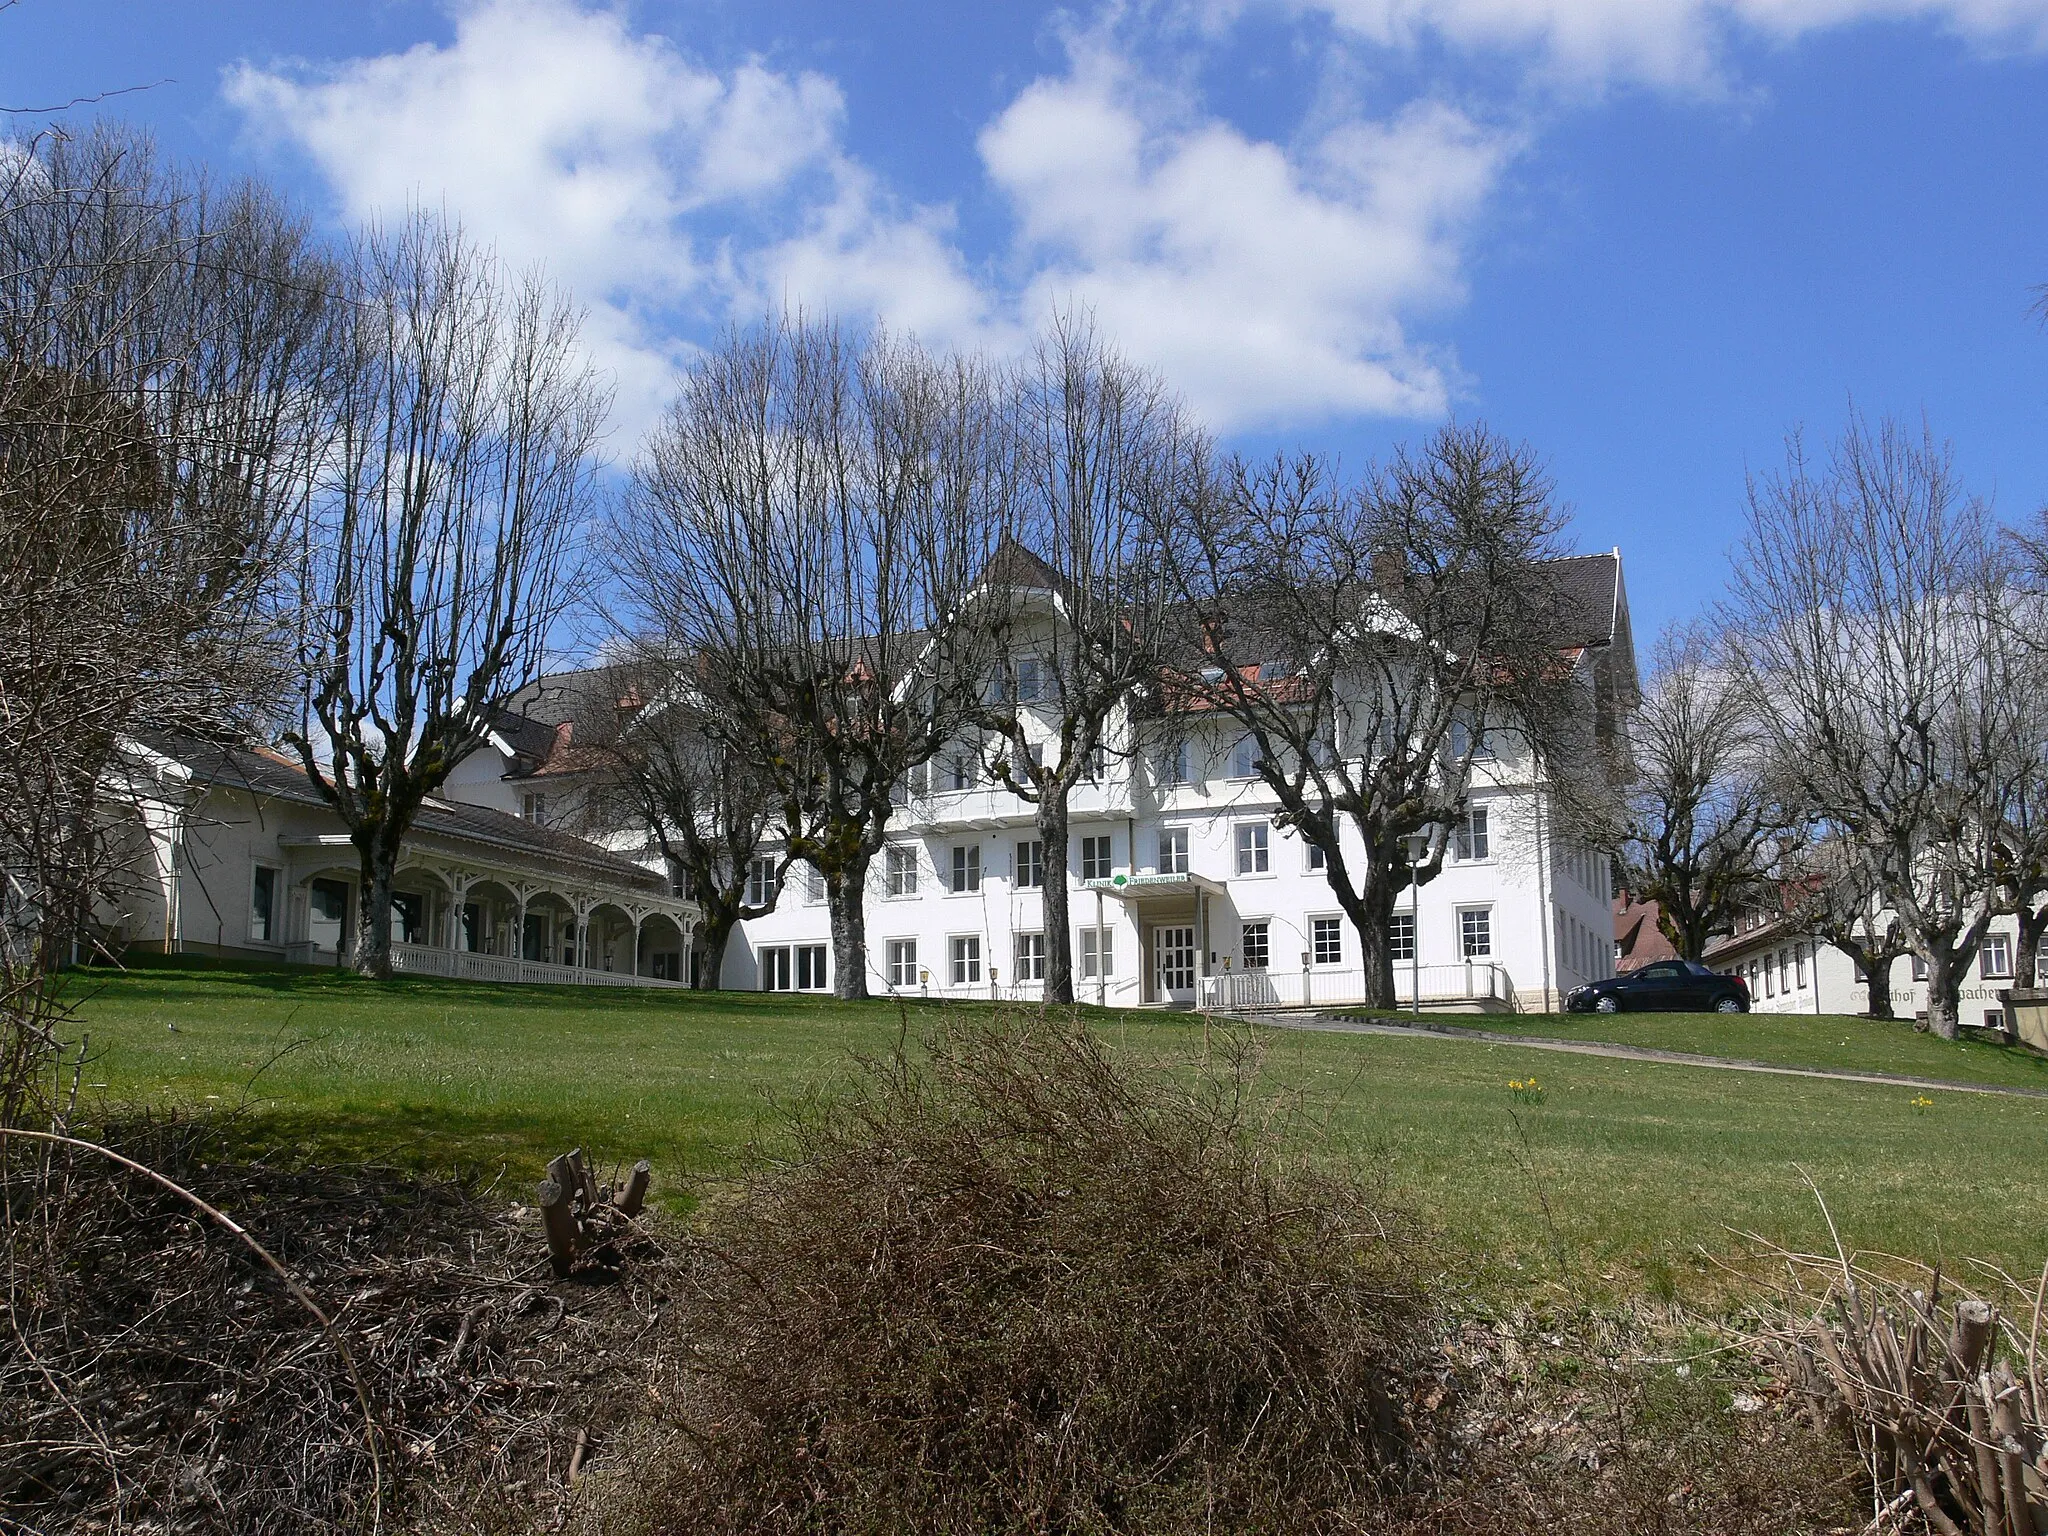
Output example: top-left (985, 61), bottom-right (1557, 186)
top-left (1039, 795), bottom-right (1074, 1006)
top-left (1862, 953), bottom-right (1896, 1020)
top-left (1922, 947), bottom-right (1961, 1040)
top-left (827, 856), bottom-right (871, 1000)
top-left (1343, 860), bottom-right (1401, 1011)
top-left (2017, 900), bottom-right (2048, 992)
top-left (694, 900), bottom-right (737, 990)
top-left (354, 836), bottom-right (398, 981)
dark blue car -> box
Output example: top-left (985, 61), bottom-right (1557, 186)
top-left (1565, 959), bottom-right (1750, 1014)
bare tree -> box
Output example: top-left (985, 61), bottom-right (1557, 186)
top-left (976, 315), bottom-right (1198, 1004)
top-left (285, 214), bottom-right (608, 981)
top-left (1160, 424), bottom-right (1604, 1010)
top-left (1725, 417), bottom-right (2027, 1038)
top-left (619, 316), bottom-right (1011, 999)
top-left (1620, 626), bottom-right (1798, 961)
top-left (566, 652), bottom-right (781, 989)
top-left (1781, 841), bottom-right (1911, 1018)
top-left (1, 126), bottom-right (333, 1119)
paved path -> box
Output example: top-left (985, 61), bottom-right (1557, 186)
top-left (1247, 1013), bottom-right (2048, 1101)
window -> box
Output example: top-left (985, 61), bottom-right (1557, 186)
top-left (1911, 953), bottom-right (1928, 982)
top-left (1458, 907), bottom-right (1492, 959)
top-left (1230, 735), bottom-right (1261, 780)
top-left (950, 934), bottom-right (983, 985)
top-left (804, 864), bottom-right (826, 904)
top-left (1450, 719), bottom-right (1496, 761)
top-left (1389, 912), bottom-right (1415, 963)
top-left (1015, 840), bottom-right (1045, 889)
top-left (1014, 656), bottom-right (1045, 702)
top-left (761, 946), bottom-right (792, 991)
top-left (1454, 806), bottom-right (1490, 861)
top-left (885, 845), bottom-right (919, 897)
top-left (1305, 838), bottom-right (1327, 872)
top-left (886, 938), bottom-right (919, 989)
top-left (1795, 945), bottom-right (1808, 987)
top-left (1079, 927), bottom-right (1115, 978)
top-left (891, 761), bottom-right (928, 806)
top-left (1241, 921), bottom-right (1270, 970)
top-left (250, 866), bottom-right (278, 943)
top-left (794, 944), bottom-right (827, 990)
top-left (746, 857), bottom-right (779, 908)
top-left (670, 865), bottom-right (694, 899)
top-left (945, 753), bottom-right (977, 792)
top-left (520, 791), bottom-right (548, 822)
top-left (1981, 935), bottom-right (2014, 979)
top-left (1158, 827), bottom-right (1190, 874)
top-left (1080, 743), bottom-right (1108, 784)
top-left (1081, 834), bottom-right (1114, 882)
top-left (950, 844), bottom-right (982, 893)
top-left (1014, 932), bottom-right (1046, 980)
top-left (1312, 917), bottom-right (1344, 966)
top-left (1234, 822), bottom-right (1270, 875)
top-left (1986, 1008), bottom-right (2009, 1033)
top-left (1156, 741), bottom-right (1192, 787)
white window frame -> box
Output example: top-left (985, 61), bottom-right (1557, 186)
top-left (804, 864), bottom-right (826, 904)
top-left (1015, 839), bottom-right (1045, 889)
top-left (1311, 916), bottom-right (1344, 967)
top-left (1158, 826), bottom-right (1190, 875)
top-left (949, 933), bottom-right (983, 986)
top-left (1457, 906), bottom-right (1493, 959)
top-left (885, 845), bottom-right (919, 898)
top-left (795, 943), bottom-right (828, 990)
top-left (1081, 834), bottom-right (1114, 882)
top-left (746, 857), bottom-right (780, 909)
top-left (950, 843), bottom-right (982, 894)
top-left (1454, 805), bottom-right (1490, 862)
top-left (1157, 741), bottom-right (1192, 788)
top-left (249, 863), bottom-right (281, 944)
top-left (1981, 934), bottom-right (2014, 979)
top-left (1014, 931), bottom-right (1046, 981)
top-left (1234, 821), bottom-right (1270, 875)
top-left (760, 945), bottom-right (793, 992)
top-left (1305, 838), bottom-right (1327, 873)
top-left (1079, 925), bottom-right (1115, 979)
top-left (1389, 911), bottom-right (1416, 963)
top-left (1229, 735), bottom-right (1261, 781)
top-left (885, 938), bottom-right (919, 989)
top-left (1240, 920), bottom-right (1270, 971)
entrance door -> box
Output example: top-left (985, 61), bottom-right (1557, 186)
top-left (1154, 925), bottom-right (1197, 1004)
top-left (308, 878), bottom-right (349, 960)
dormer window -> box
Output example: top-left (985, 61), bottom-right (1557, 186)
top-left (521, 791), bottom-right (547, 823)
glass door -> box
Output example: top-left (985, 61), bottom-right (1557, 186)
top-left (1155, 925), bottom-right (1196, 1001)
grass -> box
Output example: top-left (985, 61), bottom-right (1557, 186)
top-left (55, 955), bottom-right (2048, 1302)
top-left (1373, 1005), bottom-right (2048, 1091)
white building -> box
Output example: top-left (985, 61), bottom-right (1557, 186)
top-left (97, 735), bottom-right (698, 988)
top-left (1705, 906), bottom-right (2037, 1030)
top-left (726, 551), bottom-right (1639, 1013)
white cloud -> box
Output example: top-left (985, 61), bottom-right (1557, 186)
top-left (980, 47), bottom-right (1510, 427)
top-left (225, 0), bottom-right (1505, 435)
top-left (227, 0), bottom-right (856, 434)
top-left (1246, 0), bottom-right (2048, 89)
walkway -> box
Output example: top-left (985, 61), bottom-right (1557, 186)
top-left (1251, 1013), bottom-right (2048, 1101)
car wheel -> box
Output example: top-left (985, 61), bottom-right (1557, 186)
top-left (1713, 995), bottom-right (1746, 1013)
top-left (1594, 995), bottom-right (1621, 1014)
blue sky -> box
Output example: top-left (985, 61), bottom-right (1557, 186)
top-left (6, 0), bottom-right (2046, 643)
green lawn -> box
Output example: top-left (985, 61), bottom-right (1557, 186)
top-left (1377, 1006), bottom-right (2048, 1091)
top-left (57, 957), bottom-right (2048, 1302)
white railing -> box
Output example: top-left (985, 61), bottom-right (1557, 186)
top-left (386, 941), bottom-right (689, 989)
top-left (1198, 961), bottom-right (1519, 1013)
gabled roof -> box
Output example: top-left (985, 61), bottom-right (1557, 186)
top-left (133, 733), bottom-right (663, 888)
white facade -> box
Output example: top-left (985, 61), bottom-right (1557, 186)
top-left (724, 554), bottom-right (1636, 1013)
top-left (1708, 911), bottom-right (2037, 1029)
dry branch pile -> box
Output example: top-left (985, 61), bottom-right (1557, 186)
top-left (1754, 1241), bottom-right (2047, 1536)
top-left (0, 1117), bottom-right (681, 1534)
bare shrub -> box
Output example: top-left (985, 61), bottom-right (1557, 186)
top-left (591, 1014), bottom-right (1436, 1535)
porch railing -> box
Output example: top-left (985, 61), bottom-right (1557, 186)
top-left (1198, 961), bottom-right (1520, 1014)
top-left (384, 941), bottom-right (689, 989)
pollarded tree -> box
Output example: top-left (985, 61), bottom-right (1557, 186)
top-left (976, 315), bottom-right (1200, 1005)
top-left (1781, 840), bottom-right (1911, 1019)
top-left (619, 316), bottom-right (1011, 1000)
top-left (1160, 424), bottom-right (1609, 1011)
top-left (1620, 625), bottom-right (1799, 961)
top-left (1724, 417), bottom-right (2029, 1038)
top-left (287, 214), bottom-right (609, 980)
top-left (565, 652), bottom-right (783, 990)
